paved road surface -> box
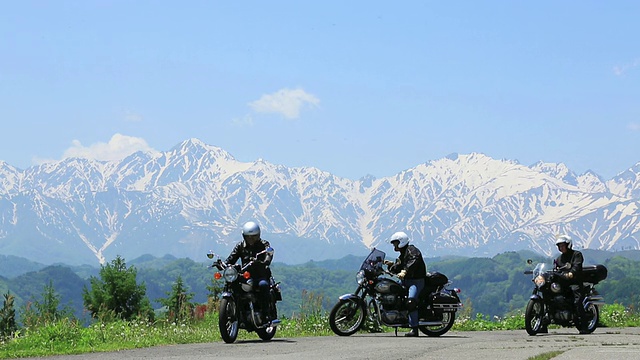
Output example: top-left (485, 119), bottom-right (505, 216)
top-left (24, 327), bottom-right (640, 360)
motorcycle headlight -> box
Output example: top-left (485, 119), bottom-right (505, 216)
top-left (223, 267), bottom-right (238, 282)
top-left (534, 275), bottom-right (545, 287)
top-left (356, 270), bottom-right (366, 286)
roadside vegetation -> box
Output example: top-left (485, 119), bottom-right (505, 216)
top-left (2, 254), bottom-right (640, 358)
top-left (2, 291), bottom-right (640, 358)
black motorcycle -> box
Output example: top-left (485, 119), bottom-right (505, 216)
top-left (523, 260), bottom-right (607, 335)
top-left (329, 248), bottom-right (462, 337)
top-left (207, 248), bottom-right (282, 343)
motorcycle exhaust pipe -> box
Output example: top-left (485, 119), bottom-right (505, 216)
top-left (418, 321), bottom-right (443, 326)
top-left (583, 295), bottom-right (605, 307)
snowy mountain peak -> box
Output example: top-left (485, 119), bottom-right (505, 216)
top-left (0, 140), bottom-right (639, 265)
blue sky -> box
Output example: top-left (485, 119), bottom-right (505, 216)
top-left (1, 1), bottom-right (639, 180)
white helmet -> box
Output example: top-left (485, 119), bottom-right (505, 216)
top-left (555, 234), bottom-right (572, 249)
top-left (389, 231), bottom-right (410, 248)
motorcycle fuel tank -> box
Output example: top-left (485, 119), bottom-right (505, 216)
top-left (374, 279), bottom-right (404, 294)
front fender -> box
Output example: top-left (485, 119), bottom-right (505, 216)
top-left (221, 291), bottom-right (234, 299)
top-left (338, 293), bottom-right (362, 302)
top-left (529, 294), bottom-right (542, 301)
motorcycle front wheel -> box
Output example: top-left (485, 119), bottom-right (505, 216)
top-left (525, 299), bottom-right (544, 336)
top-left (329, 298), bottom-right (365, 336)
top-left (419, 311), bottom-right (455, 337)
top-left (219, 298), bottom-right (239, 343)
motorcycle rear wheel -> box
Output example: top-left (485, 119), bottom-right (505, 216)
top-left (256, 325), bottom-right (277, 340)
top-left (577, 304), bottom-right (599, 334)
top-left (329, 298), bottom-right (365, 336)
top-left (419, 311), bottom-right (455, 337)
top-left (219, 298), bottom-right (239, 343)
top-left (525, 299), bottom-right (544, 336)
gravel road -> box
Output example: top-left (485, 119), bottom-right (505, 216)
top-left (23, 327), bottom-right (640, 360)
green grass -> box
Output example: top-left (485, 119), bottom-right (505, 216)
top-left (0, 312), bottom-right (333, 358)
top-left (1, 303), bottom-right (639, 358)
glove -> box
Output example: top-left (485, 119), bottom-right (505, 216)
top-left (384, 260), bottom-right (394, 266)
top-left (397, 270), bottom-right (407, 280)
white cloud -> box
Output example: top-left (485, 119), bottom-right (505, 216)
top-left (62, 133), bottom-right (159, 162)
top-left (249, 88), bottom-right (320, 119)
top-left (628, 122), bottom-right (640, 132)
top-left (613, 58), bottom-right (640, 76)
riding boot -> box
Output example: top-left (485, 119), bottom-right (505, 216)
top-left (405, 327), bottom-right (419, 337)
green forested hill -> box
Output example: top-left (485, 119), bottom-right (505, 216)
top-left (2, 250), bottom-right (640, 322)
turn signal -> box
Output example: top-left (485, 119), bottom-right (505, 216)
top-left (243, 271), bottom-right (251, 279)
top-left (214, 272), bottom-right (222, 280)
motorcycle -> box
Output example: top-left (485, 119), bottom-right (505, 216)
top-left (207, 247), bottom-right (282, 343)
top-left (523, 259), bottom-right (607, 335)
top-left (329, 248), bottom-right (463, 337)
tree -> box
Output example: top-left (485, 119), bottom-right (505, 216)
top-left (22, 280), bottom-right (74, 327)
top-left (0, 292), bottom-right (17, 339)
top-left (82, 255), bottom-right (153, 321)
top-left (158, 275), bottom-right (195, 322)
top-left (206, 276), bottom-right (224, 312)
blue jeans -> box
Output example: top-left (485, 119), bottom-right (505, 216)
top-left (404, 278), bottom-right (425, 328)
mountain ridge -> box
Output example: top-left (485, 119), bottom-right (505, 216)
top-left (0, 139), bottom-right (639, 266)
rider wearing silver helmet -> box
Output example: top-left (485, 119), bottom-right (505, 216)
top-left (225, 221), bottom-right (274, 316)
top-left (384, 231), bottom-right (427, 337)
top-left (226, 221), bottom-right (273, 273)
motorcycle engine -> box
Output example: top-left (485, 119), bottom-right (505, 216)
top-left (381, 310), bottom-right (407, 325)
top-left (378, 294), bottom-right (401, 309)
top-left (554, 310), bottom-right (572, 322)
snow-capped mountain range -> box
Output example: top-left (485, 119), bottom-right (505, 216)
top-left (1, 138), bottom-right (639, 266)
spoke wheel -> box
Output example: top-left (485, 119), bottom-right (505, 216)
top-left (419, 311), bottom-right (455, 337)
top-left (525, 299), bottom-right (544, 336)
top-left (329, 299), bottom-right (365, 336)
top-left (218, 298), bottom-right (239, 343)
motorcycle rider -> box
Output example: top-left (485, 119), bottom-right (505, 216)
top-left (225, 221), bottom-right (275, 320)
top-left (384, 231), bottom-right (427, 337)
top-left (554, 234), bottom-right (587, 332)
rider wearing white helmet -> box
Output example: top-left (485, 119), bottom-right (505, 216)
top-left (384, 231), bottom-right (427, 337)
top-left (554, 234), bottom-right (587, 333)
top-left (555, 234), bottom-right (583, 277)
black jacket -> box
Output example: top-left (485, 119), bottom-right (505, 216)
top-left (389, 244), bottom-right (427, 280)
top-left (555, 248), bottom-right (584, 283)
top-left (225, 239), bottom-right (273, 279)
